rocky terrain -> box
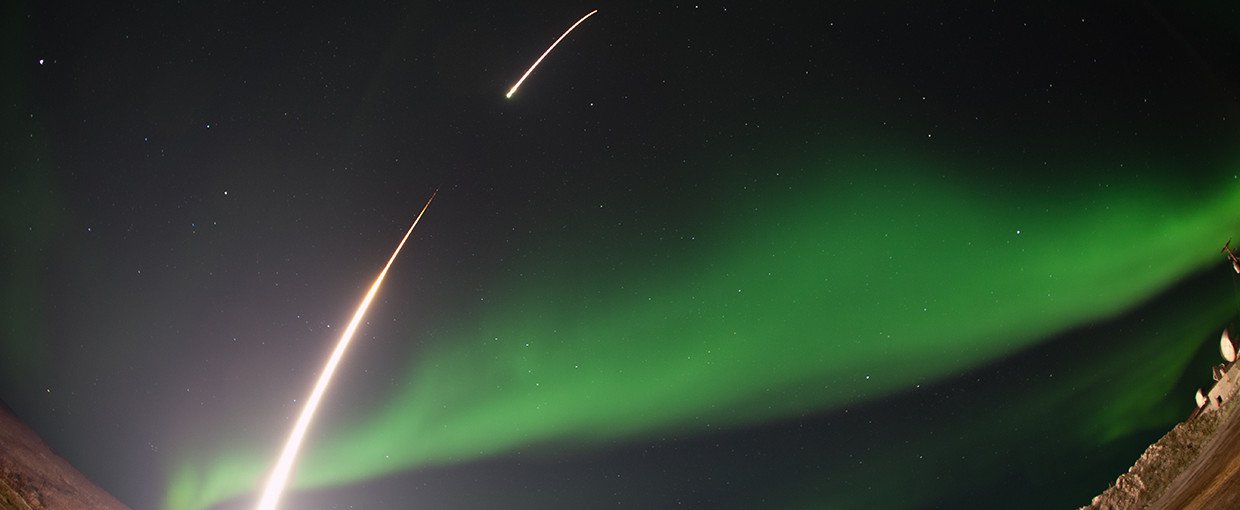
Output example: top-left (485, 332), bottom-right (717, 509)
top-left (0, 401), bottom-right (128, 510)
top-left (1086, 394), bottom-right (1240, 508)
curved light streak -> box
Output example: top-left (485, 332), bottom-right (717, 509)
top-left (255, 191), bottom-right (437, 510)
top-left (505, 9), bottom-right (599, 99)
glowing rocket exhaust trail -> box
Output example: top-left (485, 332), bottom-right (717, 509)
top-left (255, 191), bottom-right (437, 510)
top-left (505, 9), bottom-right (598, 99)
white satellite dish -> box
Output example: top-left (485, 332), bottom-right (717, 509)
top-left (1196, 388), bottom-right (1208, 408)
top-left (1222, 329), bottom-right (1236, 363)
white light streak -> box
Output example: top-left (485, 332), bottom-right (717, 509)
top-left (505, 9), bottom-right (599, 99)
top-left (255, 191), bottom-right (437, 510)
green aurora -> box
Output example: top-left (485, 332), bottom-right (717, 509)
top-left (0, 2), bottom-right (58, 386)
top-left (781, 269), bottom-right (1239, 509)
top-left (166, 150), bottom-right (1240, 510)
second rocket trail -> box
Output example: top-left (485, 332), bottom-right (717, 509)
top-left (255, 191), bottom-right (437, 510)
top-left (506, 9), bottom-right (599, 99)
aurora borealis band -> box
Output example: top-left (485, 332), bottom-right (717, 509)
top-left (6, 1), bottom-right (1240, 509)
top-left (165, 152), bottom-right (1240, 509)
top-left (254, 192), bottom-right (434, 510)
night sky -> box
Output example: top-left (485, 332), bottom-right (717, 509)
top-left (5, 1), bottom-right (1240, 509)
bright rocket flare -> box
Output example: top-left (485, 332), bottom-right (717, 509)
top-left (505, 9), bottom-right (599, 99)
top-left (255, 191), bottom-right (437, 510)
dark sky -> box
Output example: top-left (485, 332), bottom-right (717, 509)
top-left (4, 1), bottom-right (1240, 509)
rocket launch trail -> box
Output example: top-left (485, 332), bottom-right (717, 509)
top-left (255, 191), bottom-right (437, 510)
top-left (505, 9), bottom-right (598, 99)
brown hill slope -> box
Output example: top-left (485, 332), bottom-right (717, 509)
top-left (1146, 395), bottom-right (1240, 510)
top-left (1081, 402), bottom-right (1228, 510)
top-left (0, 402), bottom-right (129, 510)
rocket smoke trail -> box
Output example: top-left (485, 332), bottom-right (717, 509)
top-left (505, 9), bottom-right (598, 99)
top-left (163, 156), bottom-right (1240, 510)
top-left (254, 191), bottom-right (437, 510)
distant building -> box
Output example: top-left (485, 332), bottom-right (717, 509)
top-left (1206, 362), bottom-right (1238, 411)
top-left (1191, 328), bottom-right (1240, 418)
